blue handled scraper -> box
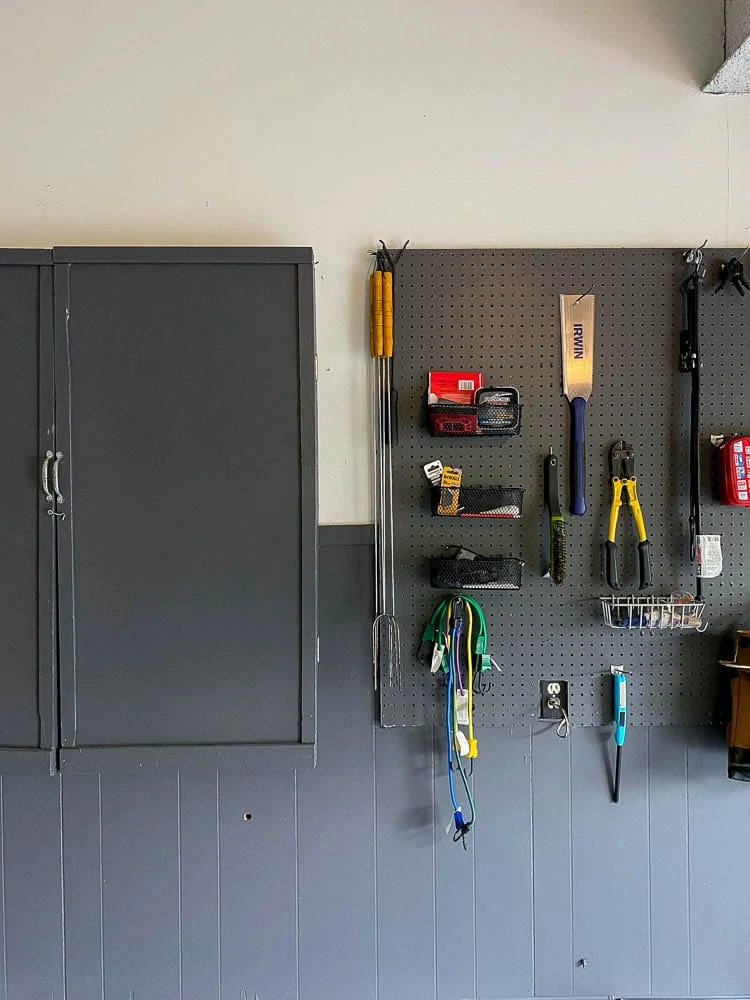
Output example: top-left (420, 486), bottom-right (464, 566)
top-left (612, 667), bottom-right (627, 803)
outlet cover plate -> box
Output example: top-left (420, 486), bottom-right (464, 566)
top-left (540, 680), bottom-right (568, 720)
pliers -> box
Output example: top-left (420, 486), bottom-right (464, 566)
top-left (605, 440), bottom-right (652, 591)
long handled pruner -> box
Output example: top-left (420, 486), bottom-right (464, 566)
top-left (679, 245), bottom-right (705, 599)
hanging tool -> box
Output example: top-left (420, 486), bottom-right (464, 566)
top-left (370, 241), bottom-right (408, 688)
top-left (604, 440), bottom-right (652, 591)
top-left (543, 450), bottom-right (566, 585)
top-left (420, 595), bottom-right (496, 848)
top-left (716, 255), bottom-right (750, 296)
top-left (445, 599), bottom-right (474, 848)
top-left (560, 293), bottom-right (595, 516)
top-left (679, 245), bottom-right (705, 600)
top-left (611, 667), bottom-right (627, 803)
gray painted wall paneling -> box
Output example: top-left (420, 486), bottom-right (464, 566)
top-left (219, 771), bottom-right (298, 1000)
top-left (571, 727), bottom-right (651, 998)
top-left (649, 728), bottom-right (691, 998)
top-left (61, 774), bottom-right (103, 1000)
top-left (0, 534), bottom-right (747, 999)
top-left (297, 543), bottom-right (378, 1000)
top-left (100, 775), bottom-right (181, 997)
top-left (179, 773), bottom-right (221, 1000)
top-left (2, 776), bottom-right (64, 1000)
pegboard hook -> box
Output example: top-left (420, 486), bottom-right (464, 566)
top-left (683, 239), bottom-right (708, 276)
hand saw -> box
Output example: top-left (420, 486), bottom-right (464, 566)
top-left (560, 294), bottom-right (595, 516)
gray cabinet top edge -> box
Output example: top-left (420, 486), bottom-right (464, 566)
top-left (0, 249), bottom-right (53, 265)
top-left (52, 246), bottom-right (314, 265)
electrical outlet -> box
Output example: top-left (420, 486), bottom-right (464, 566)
top-left (540, 680), bottom-right (568, 720)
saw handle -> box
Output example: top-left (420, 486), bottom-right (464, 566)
top-left (569, 396), bottom-right (587, 516)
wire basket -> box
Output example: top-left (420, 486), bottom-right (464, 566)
top-left (431, 486), bottom-right (524, 518)
top-left (600, 595), bottom-right (707, 631)
top-left (428, 403), bottom-right (522, 437)
top-left (430, 557), bottom-right (523, 590)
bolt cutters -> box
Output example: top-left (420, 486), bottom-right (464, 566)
top-left (605, 440), bottom-right (652, 591)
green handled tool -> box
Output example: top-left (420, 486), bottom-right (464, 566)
top-left (544, 450), bottom-right (566, 585)
top-left (612, 667), bottom-right (627, 803)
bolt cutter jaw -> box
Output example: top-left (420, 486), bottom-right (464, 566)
top-left (609, 439), bottom-right (636, 480)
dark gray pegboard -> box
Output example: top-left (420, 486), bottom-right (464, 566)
top-left (380, 248), bottom-right (750, 727)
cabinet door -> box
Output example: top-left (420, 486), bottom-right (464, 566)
top-left (0, 253), bottom-right (56, 772)
top-left (54, 249), bottom-right (317, 772)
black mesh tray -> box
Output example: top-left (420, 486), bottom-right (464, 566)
top-left (428, 402), bottom-right (522, 437)
top-left (431, 486), bottom-right (524, 518)
top-left (430, 557), bottom-right (523, 590)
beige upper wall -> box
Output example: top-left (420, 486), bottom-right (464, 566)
top-left (1, 0), bottom-right (747, 522)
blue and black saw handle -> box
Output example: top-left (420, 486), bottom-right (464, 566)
top-left (568, 397), bottom-right (587, 516)
top-left (560, 294), bottom-right (595, 516)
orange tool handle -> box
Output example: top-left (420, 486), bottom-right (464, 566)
top-left (369, 272), bottom-right (377, 356)
top-left (382, 271), bottom-right (394, 358)
top-left (371, 270), bottom-right (384, 357)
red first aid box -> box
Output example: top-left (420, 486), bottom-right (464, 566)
top-left (715, 436), bottom-right (750, 506)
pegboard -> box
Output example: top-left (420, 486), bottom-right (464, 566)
top-left (379, 249), bottom-right (750, 728)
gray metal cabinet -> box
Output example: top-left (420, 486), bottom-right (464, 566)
top-left (0, 251), bottom-right (56, 773)
top-left (0, 247), bottom-right (317, 773)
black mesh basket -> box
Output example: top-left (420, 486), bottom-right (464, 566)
top-left (428, 402), bottom-right (522, 437)
top-left (430, 557), bottom-right (523, 590)
top-left (431, 486), bottom-right (524, 518)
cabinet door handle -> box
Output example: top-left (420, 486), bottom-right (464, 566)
top-left (52, 451), bottom-right (64, 503)
top-left (42, 451), bottom-right (54, 501)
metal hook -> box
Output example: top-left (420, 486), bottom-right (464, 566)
top-left (376, 239), bottom-right (410, 272)
top-left (556, 706), bottom-right (570, 739)
top-left (574, 284), bottom-right (594, 305)
top-left (684, 239), bottom-right (708, 276)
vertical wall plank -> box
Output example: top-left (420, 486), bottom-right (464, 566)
top-left (179, 772), bottom-right (220, 1000)
top-left (100, 774), bottom-right (180, 1000)
top-left (61, 775), bottom-right (103, 1000)
top-left (2, 775), bottom-right (64, 1000)
top-left (531, 725), bottom-right (573, 997)
top-left (219, 771), bottom-right (298, 1000)
top-left (433, 726), bottom-right (476, 1000)
top-left (0, 778), bottom-right (5, 1000)
top-left (648, 727), bottom-right (690, 997)
top-left (571, 726), bottom-right (650, 999)
top-left (688, 727), bottom-right (750, 997)
top-left (375, 724), bottom-right (436, 1000)
top-left (297, 544), bottom-right (377, 1000)
top-left (474, 728), bottom-right (533, 999)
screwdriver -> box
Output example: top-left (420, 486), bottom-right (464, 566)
top-left (612, 667), bottom-right (627, 803)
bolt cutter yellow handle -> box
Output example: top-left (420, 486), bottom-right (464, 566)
top-left (605, 476), bottom-right (651, 591)
top-left (625, 478), bottom-right (648, 544)
top-left (607, 477), bottom-right (624, 543)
